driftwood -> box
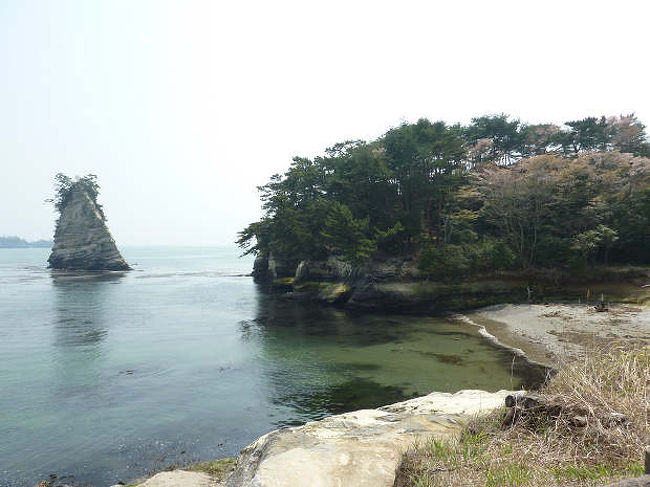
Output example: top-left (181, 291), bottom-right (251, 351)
top-left (503, 392), bottom-right (563, 426)
top-left (503, 392), bottom-right (629, 428)
top-left (595, 293), bottom-right (610, 312)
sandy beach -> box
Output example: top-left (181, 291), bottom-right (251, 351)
top-left (463, 303), bottom-right (650, 365)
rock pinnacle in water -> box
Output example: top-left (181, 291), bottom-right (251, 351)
top-left (48, 184), bottom-right (130, 271)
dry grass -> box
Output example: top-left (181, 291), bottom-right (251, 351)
top-left (394, 346), bottom-right (650, 487)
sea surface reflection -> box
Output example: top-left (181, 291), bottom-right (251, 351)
top-left (0, 247), bottom-right (545, 487)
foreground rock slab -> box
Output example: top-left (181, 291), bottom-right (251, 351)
top-left (226, 389), bottom-right (509, 487)
top-left (118, 390), bottom-right (510, 487)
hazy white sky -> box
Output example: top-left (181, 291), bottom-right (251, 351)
top-left (2, 0), bottom-right (649, 245)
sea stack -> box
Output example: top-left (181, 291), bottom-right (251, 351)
top-left (48, 175), bottom-right (130, 271)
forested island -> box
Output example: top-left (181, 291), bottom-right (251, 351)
top-left (239, 114), bottom-right (650, 309)
top-left (0, 236), bottom-right (53, 248)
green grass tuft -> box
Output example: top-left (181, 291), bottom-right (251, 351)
top-left (186, 458), bottom-right (236, 480)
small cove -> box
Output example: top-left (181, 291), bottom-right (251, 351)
top-left (0, 247), bottom-right (544, 487)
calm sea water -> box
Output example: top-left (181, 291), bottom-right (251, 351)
top-left (0, 247), bottom-right (541, 487)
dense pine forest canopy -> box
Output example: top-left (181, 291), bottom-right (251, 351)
top-left (238, 114), bottom-right (650, 278)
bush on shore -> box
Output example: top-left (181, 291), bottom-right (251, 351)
top-left (394, 346), bottom-right (650, 487)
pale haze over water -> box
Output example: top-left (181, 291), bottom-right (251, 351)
top-left (1, 0), bottom-right (649, 245)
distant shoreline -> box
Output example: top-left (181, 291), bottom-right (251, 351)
top-left (0, 236), bottom-right (52, 249)
top-left (0, 244), bottom-right (52, 248)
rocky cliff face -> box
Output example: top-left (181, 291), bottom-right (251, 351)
top-left (294, 256), bottom-right (352, 283)
top-left (48, 186), bottom-right (130, 271)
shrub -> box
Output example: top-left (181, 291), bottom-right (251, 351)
top-left (395, 346), bottom-right (650, 487)
top-left (419, 244), bottom-right (469, 279)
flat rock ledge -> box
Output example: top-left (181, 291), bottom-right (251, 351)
top-left (122, 389), bottom-right (511, 487)
top-left (138, 471), bottom-right (219, 487)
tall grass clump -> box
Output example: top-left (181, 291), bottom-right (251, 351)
top-left (395, 346), bottom-right (650, 487)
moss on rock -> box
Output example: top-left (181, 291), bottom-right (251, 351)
top-left (186, 458), bottom-right (236, 481)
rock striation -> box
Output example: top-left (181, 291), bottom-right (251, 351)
top-left (48, 185), bottom-right (130, 271)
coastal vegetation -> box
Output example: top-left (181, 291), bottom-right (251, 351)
top-left (238, 114), bottom-right (650, 279)
top-left (395, 346), bottom-right (650, 487)
top-left (47, 173), bottom-right (105, 220)
top-left (186, 458), bottom-right (236, 481)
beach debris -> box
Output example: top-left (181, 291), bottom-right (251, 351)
top-left (595, 293), bottom-right (610, 312)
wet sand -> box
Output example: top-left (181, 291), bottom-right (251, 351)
top-left (462, 303), bottom-right (650, 365)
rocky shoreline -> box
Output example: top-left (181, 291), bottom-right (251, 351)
top-left (254, 254), bottom-right (650, 314)
top-left (84, 253), bottom-right (650, 487)
top-left (255, 254), bottom-right (650, 365)
top-left (117, 390), bottom-right (512, 487)
top-left (106, 261), bottom-right (650, 487)
top-left (107, 297), bottom-right (650, 487)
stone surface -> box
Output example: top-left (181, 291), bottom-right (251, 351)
top-left (118, 390), bottom-right (510, 487)
top-left (48, 186), bottom-right (130, 271)
top-left (294, 257), bottom-right (352, 283)
top-left (366, 257), bottom-right (420, 282)
top-left (225, 389), bottom-right (511, 487)
top-left (112, 470), bottom-right (221, 487)
top-left (346, 279), bottom-right (524, 312)
top-left (267, 253), bottom-right (297, 279)
top-left (252, 253), bottom-right (270, 282)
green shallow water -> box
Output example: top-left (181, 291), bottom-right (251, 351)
top-left (251, 298), bottom-right (544, 424)
top-left (0, 247), bottom-right (544, 487)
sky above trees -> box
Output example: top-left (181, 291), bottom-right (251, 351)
top-left (238, 115), bottom-right (650, 273)
top-left (1, 0), bottom-right (649, 245)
